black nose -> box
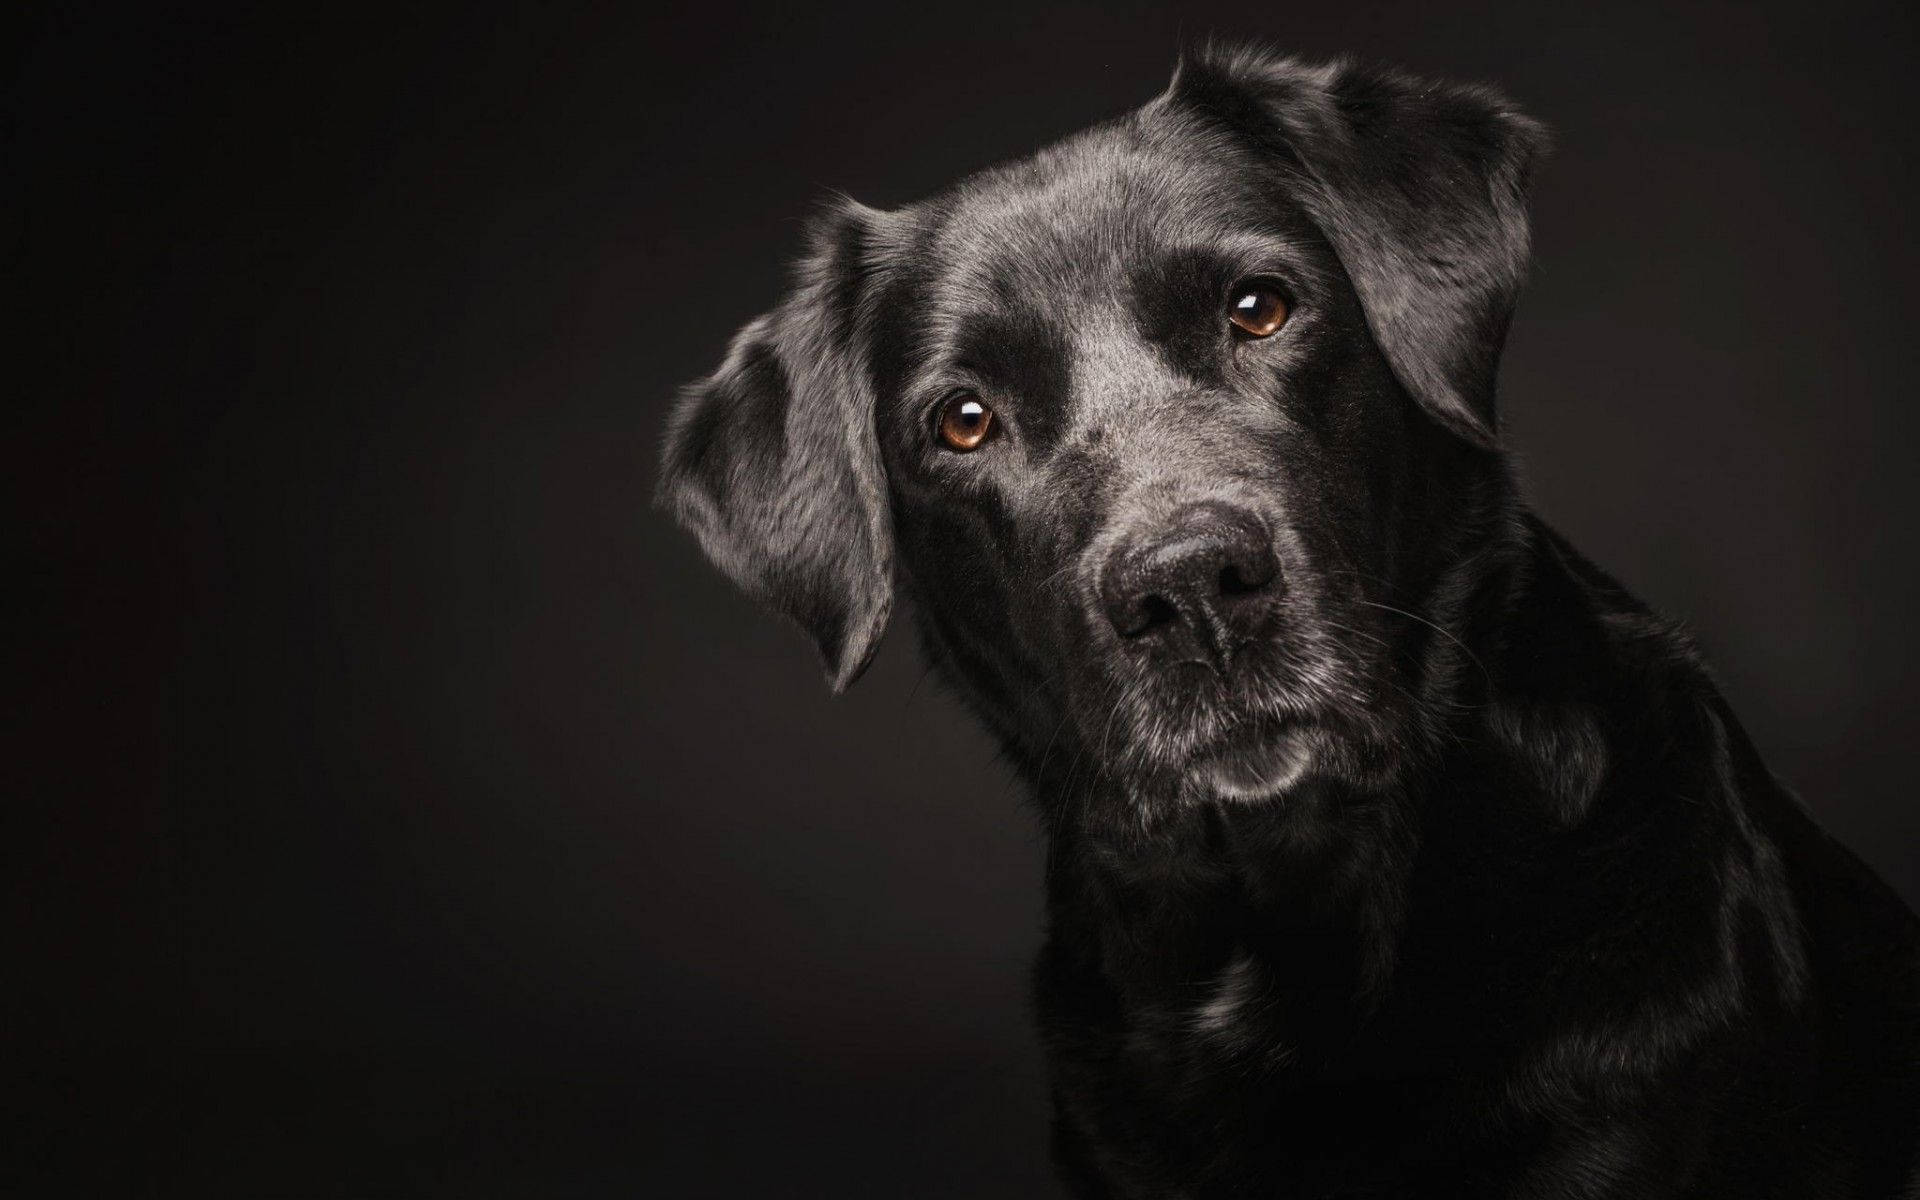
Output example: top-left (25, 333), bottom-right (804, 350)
top-left (1100, 502), bottom-right (1279, 669)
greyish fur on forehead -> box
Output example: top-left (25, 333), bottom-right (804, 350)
top-left (911, 102), bottom-right (1323, 315)
top-left (926, 103), bottom-right (1261, 281)
top-left (888, 104), bottom-right (1344, 457)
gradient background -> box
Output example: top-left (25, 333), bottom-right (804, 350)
top-left (10, 1), bottom-right (1918, 1194)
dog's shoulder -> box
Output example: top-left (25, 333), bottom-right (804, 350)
top-left (1497, 514), bottom-right (1920, 1175)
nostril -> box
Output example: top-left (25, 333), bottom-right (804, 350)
top-left (1219, 562), bottom-right (1263, 596)
top-left (1221, 539), bottom-right (1278, 597)
top-left (1135, 594), bottom-right (1178, 636)
top-left (1112, 592), bottom-right (1179, 639)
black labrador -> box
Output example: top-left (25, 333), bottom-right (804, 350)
top-left (658, 47), bottom-right (1920, 1198)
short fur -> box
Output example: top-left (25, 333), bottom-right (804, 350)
top-left (659, 47), bottom-right (1920, 1198)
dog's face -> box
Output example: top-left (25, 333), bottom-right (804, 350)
top-left (662, 50), bottom-right (1544, 813)
top-left (871, 119), bottom-right (1415, 802)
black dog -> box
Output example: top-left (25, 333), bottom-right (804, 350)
top-left (659, 47), bottom-right (1920, 1197)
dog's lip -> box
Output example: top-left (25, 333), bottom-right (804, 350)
top-left (1197, 717), bottom-right (1317, 800)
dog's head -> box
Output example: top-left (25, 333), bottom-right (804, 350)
top-left (661, 49), bottom-right (1545, 811)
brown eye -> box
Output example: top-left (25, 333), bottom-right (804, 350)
top-left (1228, 284), bottom-right (1289, 338)
top-left (936, 392), bottom-right (995, 452)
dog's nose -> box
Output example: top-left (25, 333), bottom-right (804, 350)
top-left (1100, 503), bottom-right (1279, 670)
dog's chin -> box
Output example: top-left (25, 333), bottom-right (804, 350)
top-left (1195, 721), bottom-right (1317, 801)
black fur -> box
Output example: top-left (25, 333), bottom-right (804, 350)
top-left (659, 47), bottom-right (1920, 1198)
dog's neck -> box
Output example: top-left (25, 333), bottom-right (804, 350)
top-left (1041, 781), bottom-right (1420, 1043)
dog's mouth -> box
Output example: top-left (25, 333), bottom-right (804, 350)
top-left (1066, 613), bottom-right (1374, 797)
top-left (1193, 716), bottom-right (1317, 800)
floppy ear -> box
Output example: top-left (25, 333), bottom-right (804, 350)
top-left (657, 200), bottom-right (893, 692)
top-left (1171, 48), bottom-right (1549, 448)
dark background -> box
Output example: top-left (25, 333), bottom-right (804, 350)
top-left (9, 1), bottom-right (1917, 1194)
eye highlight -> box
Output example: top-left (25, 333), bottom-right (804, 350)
top-left (1228, 283), bottom-right (1290, 338)
top-left (935, 392), bottom-right (996, 452)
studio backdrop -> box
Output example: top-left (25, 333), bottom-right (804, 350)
top-left (10, 1), bottom-right (1917, 1194)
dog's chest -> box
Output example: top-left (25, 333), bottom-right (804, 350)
top-left (1152, 946), bottom-right (1298, 1066)
top-left (1039, 817), bottom-right (1457, 1190)
top-left (1043, 932), bottom-right (1456, 1197)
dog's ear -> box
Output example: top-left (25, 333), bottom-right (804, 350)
top-left (658, 200), bottom-right (894, 692)
top-left (1171, 48), bottom-right (1549, 448)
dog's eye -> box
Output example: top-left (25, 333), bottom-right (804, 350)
top-left (1228, 284), bottom-right (1289, 338)
top-left (936, 392), bottom-right (996, 452)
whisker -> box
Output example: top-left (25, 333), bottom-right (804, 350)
top-left (1350, 599), bottom-right (1491, 684)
